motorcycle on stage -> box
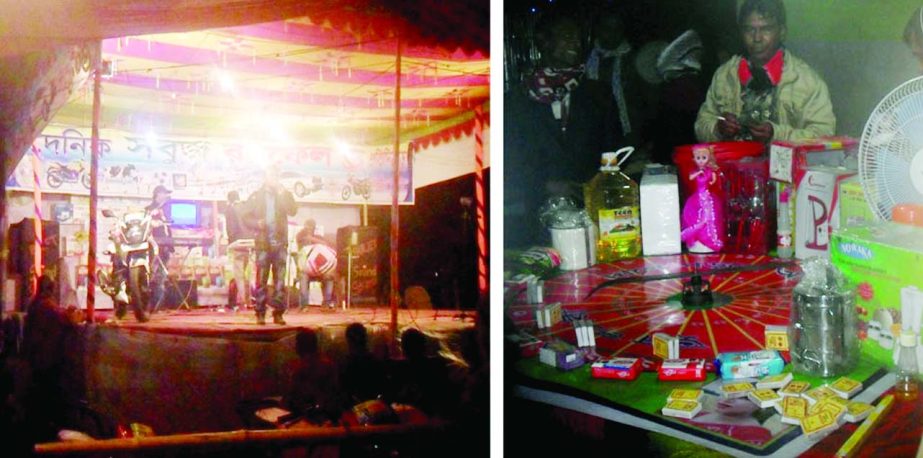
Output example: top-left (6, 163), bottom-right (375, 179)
top-left (96, 208), bottom-right (156, 322)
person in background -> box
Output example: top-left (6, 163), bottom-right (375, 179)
top-left (22, 276), bottom-right (81, 443)
top-left (339, 322), bottom-right (389, 406)
top-left (505, 11), bottom-right (628, 249)
top-left (286, 328), bottom-right (340, 423)
top-left (391, 328), bottom-right (455, 417)
top-left (224, 191), bottom-right (253, 311)
top-left (694, 0), bottom-right (835, 144)
top-left (295, 219), bottom-right (337, 309)
top-left (245, 166), bottom-right (297, 325)
top-left (904, 6), bottom-right (923, 72)
top-left (145, 185), bottom-right (174, 313)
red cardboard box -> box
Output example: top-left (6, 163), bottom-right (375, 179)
top-left (591, 358), bottom-right (641, 381)
top-left (769, 136), bottom-right (857, 186)
top-left (658, 358), bottom-right (708, 381)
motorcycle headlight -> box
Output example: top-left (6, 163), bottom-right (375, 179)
top-left (125, 225), bottom-right (145, 244)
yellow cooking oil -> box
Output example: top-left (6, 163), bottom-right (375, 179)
top-left (584, 148), bottom-right (641, 262)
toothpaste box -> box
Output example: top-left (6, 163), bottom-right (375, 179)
top-left (715, 350), bottom-right (785, 380)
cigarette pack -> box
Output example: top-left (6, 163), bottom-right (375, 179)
top-left (715, 350), bottom-right (785, 379)
top-left (662, 399), bottom-right (702, 419)
top-left (779, 380), bottom-right (811, 397)
top-left (574, 319), bottom-right (597, 348)
top-left (658, 358), bottom-right (707, 381)
top-left (504, 331), bottom-right (545, 359)
top-left (756, 372), bottom-right (793, 390)
top-left (720, 381), bottom-right (754, 399)
top-left (668, 388), bottom-right (704, 403)
top-left (829, 377), bottom-right (862, 399)
top-left (652, 333), bottom-right (679, 359)
top-left (591, 358), bottom-right (641, 381)
top-left (844, 401), bottom-right (874, 423)
top-left (538, 341), bottom-right (585, 371)
top-left (764, 325), bottom-right (790, 351)
top-left (803, 386), bottom-right (838, 405)
top-left (535, 302), bottom-right (562, 329)
top-left (776, 396), bottom-right (809, 425)
top-left (748, 388), bottom-right (782, 408)
top-left (800, 410), bottom-right (841, 440)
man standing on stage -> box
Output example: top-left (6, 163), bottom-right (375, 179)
top-left (245, 166), bottom-right (297, 325)
top-left (146, 184), bottom-right (174, 313)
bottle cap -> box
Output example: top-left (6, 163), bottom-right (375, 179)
top-left (901, 331), bottom-right (917, 347)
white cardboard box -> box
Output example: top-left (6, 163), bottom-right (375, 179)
top-left (640, 171), bottom-right (681, 255)
top-left (795, 166), bottom-right (856, 259)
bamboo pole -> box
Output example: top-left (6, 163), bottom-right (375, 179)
top-left (35, 422), bottom-right (443, 455)
top-left (390, 34), bottom-right (402, 353)
top-left (473, 106), bottom-right (487, 299)
top-left (86, 57), bottom-right (102, 322)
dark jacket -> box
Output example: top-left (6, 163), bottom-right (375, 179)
top-left (244, 185), bottom-right (296, 248)
top-left (224, 202), bottom-right (253, 243)
top-left (145, 201), bottom-right (174, 252)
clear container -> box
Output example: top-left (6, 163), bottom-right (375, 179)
top-left (584, 148), bottom-right (641, 262)
top-left (896, 331), bottom-right (919, 401)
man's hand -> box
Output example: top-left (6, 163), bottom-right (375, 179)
top-left (747, 121), bottom-right (774, 143)
top-left (716, 112), bottom-right (741, 140)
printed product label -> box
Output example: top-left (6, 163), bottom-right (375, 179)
top-left (598, 206), bottom-right (640, 241)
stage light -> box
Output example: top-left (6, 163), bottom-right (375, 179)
top-left (333, 139), bottom-right (355, 161)
top-left (146, 130), bottom-right (158, 147)
top-left (213, 69), bottom-right (235, 92)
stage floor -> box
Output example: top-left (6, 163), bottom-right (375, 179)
top-left (93, 305), bottom-right (476, 336)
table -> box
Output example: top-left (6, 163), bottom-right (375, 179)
top-left (507, 254), bottom-right (900, 456)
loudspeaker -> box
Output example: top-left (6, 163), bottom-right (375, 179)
top-left (7, 218), bottom-right (59, 276)
top-left (162, 279), bottom-right (198, 309)
top-left (336, 225), bottom-right (380, 305)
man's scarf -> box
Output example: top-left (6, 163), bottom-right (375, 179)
top-left (527, 66), bottom-right (584, 130)
top-left (586, 41), bottom-right (633, 135)
top-left (737, 48), bottom-right (784, 90)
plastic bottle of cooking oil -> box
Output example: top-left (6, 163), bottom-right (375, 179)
top-left (584, 147), bottom-right (641, 262)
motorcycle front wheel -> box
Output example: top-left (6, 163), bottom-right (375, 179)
top-left (128, 265), bottom-right (150, 323)
top-left (81, 173), bottom-right (91, 189)
top-left (47, 171), bottom-right (63, 188)
top-left (341, 185), bottom-right (351, 201)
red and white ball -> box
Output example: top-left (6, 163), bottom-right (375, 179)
top-left (300, 244), bottom-right (337, 277)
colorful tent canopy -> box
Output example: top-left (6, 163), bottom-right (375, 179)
top-left (1, 0), bottom-right (489, 179)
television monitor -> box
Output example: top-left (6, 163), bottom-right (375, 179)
top-left (168, 201), bottom-right (199, 228)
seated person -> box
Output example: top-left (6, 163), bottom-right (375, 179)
top-left (339, 323), bottom-right (390, 406)
top-left (694, 0), bottom-right (835, 144)
top-left (390, 328), bottom-right (456, 417)
top-left (295, 219), bottom-right (336, 309)
top-left (286, 328), bottom-right (340, 423)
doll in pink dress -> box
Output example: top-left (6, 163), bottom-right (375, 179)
top-left (681, 145), bottom-right (725, 253)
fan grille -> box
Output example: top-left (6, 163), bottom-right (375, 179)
top-left (859, 75), bottom-right (923, 221)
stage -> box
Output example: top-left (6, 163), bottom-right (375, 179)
top-left (76, 306), bottom-right (476, 436)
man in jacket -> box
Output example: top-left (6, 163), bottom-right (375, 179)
top-left (695, 0), bottom-right (835, 144)
top-left (245, 166), bottom-right (297, 325)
